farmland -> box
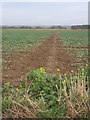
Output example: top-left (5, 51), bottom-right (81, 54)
top-left (2, 29), bottom-right (89, 118)
top-left (2, 29), bottom-right (88, 83)
top-left (59, 29), bottom-right (88, 67)
top-left (2, 29), bottom-right (57, 53)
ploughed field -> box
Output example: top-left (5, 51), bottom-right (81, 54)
top-left (2, 29), bottom-right (88, 86)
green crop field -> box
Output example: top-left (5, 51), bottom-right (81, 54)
top-left (2, 29), bottom-right (88, 70)
top-left (58, 29), bottom-right (88, 66)
top-left (59, 29), bottom-right (88, 47)
top-left (2, 29), bottom-right (57, 54)
top-left (2, 29), bottom-right (88, 59)
top-left (2, 29), bottom-right (89, 118)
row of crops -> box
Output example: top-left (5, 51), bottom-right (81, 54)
top-left (2, 29), bottom-right (88, 51)
top-left (59, 29), bottom-right (88, 47)
top-left (2, 29), bottom-right (57, 53)
top-left (2, 29), bottom-right (88, 64)
top-left (59, 29), bottom-right (88, 67)
top-left (2, 29), bottom-right (88, 71)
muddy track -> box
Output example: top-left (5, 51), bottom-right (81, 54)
top-left (2, 33), bottom-right (79, 86)
top-left (46, 33), bottom-right (59, 74)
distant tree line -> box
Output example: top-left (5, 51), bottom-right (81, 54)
top-left (1, 25), bottom-right (89, 29)
top-left (71, 25), bottom-right (89, 29)
top-left (2, 25), bottom-right (66, 29)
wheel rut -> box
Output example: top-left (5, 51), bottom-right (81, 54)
top-left (45, 33), bottom-right (58, 74)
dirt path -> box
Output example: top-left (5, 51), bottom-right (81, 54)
top-left (2, 33), bottom-right (78, 86)
top-left (45, 33), bottom-right (59, 74)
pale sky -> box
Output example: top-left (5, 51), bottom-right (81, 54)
top-left (1, 0), bottom-right (89, 2)
top-left (1, 2), bottom-right (88, 26)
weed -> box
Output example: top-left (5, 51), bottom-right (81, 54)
top-left (2, 65), bottom-right (89, 118)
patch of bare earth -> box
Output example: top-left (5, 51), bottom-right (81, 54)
top-left (2, 33), bottom-right (86, 87)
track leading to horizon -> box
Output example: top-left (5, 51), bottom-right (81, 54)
top-left (2, 33), bottom-right (78, 86)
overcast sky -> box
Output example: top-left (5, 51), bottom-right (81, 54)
top-left (2, 2), bottom-right (88, 26)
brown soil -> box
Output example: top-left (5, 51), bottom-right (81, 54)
top-left (2, 33), bottom-right (86, 87)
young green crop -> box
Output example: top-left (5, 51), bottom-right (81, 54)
top-left (58, 29), bottom-right (88, 66)
top-left (2, 29), bottom-right (59, 53)
top-left (59, 29), bottom-right (88, 47)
